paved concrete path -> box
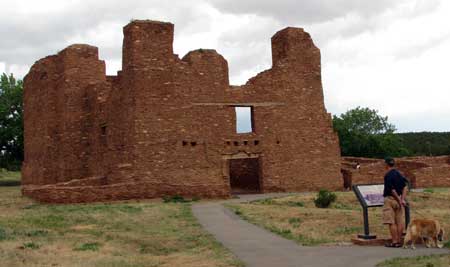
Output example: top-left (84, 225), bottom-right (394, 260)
top-left (192, 194), bottom-right (448, 267)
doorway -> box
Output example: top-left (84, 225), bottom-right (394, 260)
top-left (229, 158), bottom-right (261, 194)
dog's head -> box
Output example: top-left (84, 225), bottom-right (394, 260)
top-left (437, 228), bottom-right (445, 248)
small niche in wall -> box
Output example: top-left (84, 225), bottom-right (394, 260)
top-left (254, 140), bottom-right (260, 146)
top-left (39, 72), bottom-right (48, 80)
top-left (182, 141), bottom-right (188, 146)
top-left (190, 141), bottom-right (197, 147)
top-left (100, 123), bottom-right (107, 136)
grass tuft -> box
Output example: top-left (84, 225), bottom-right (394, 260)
top-left (74, 242), bottom-right (101, 252)
top-left (0, 228), bottom-right (8, 241)
top-left (23, 242), bottom-right (40, 249)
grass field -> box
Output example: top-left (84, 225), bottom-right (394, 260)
top-left (377, 254), bottom-right (450, 267)
top-left (227, 189), bottom-right (450, 247)
top-left (0, 185), bottom-right (242, 267)
top-left (0, 170), bottom-right (21, 186)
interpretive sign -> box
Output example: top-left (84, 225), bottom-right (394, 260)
top-left (353, 184), bottom-right (410, 240)
top-left (355, 184), bottom-right (384, 207)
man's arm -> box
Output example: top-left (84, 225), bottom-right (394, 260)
top-left (401, 186), bottom-right (408, 206)
top-left (391, 189), bottom-right (402, 205)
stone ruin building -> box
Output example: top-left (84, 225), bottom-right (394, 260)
top-left (341, 156), bottom-right (450, 190)
top-left (22, 20), bottom-right (343, 203)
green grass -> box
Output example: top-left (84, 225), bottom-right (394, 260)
top-left (333, 226), bottom-right (362, 235)
top-left (0, 186), bottom-right (243, 267)
top-left (228, 190), bottom-right (450, 246)
top-left (377, 254), bottom-right (450, 267)
top-left (23, 241), bottom-right (41, 249)
top-left (74, 242), bottom-right (101, 251)
top-left (0, 170), bottom-right (21, 186)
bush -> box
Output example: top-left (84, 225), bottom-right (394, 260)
top-left (314, 190), bottom-right (337, 208)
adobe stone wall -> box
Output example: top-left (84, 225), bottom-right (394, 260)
top-left (22, 20), bottom-right (342, 203)
top-left (342, 156), bottom-right (450, 189)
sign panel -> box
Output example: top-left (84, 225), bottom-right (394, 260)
top-left (355, 184), bottom-right (384, 207)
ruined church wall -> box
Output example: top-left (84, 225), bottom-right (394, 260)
top-left (116, 21), bottom-right (233, 196)
top-left (22, 20), bottom-right (343, 202)
top-left (23, 45), bottom-right (110, 186)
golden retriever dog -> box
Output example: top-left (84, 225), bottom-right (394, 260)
top-left (403, 219), bottom-right (445, 249)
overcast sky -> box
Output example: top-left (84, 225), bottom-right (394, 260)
top-left (1, 0), bottom-right (449, 132)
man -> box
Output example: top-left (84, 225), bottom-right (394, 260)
top-left (383, 157), bottom-right (408, 248)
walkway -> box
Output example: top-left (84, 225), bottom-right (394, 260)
top-left (192, 194), bottom-right (448, 267)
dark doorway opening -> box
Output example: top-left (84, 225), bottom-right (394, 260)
top-left (341, 169), bottom-right (352, 191)
top-left (229, 158), bottom-right (261, 194)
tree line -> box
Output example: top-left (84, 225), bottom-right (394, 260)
top-left (0, 73), bottom-right (23, 170)
top-left (0, 73), bottom-right (449, 170)
top-left (333, 106), bottom-right (450, 158)
top-left (395, 132), bottom-right (450, 156)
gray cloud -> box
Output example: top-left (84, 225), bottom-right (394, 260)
top-left (210, 0), bottom-right (400, 24)
top-left (394, 31), bottom-right (450, 60)
top-left (0, 0), bottom-right (213, 73)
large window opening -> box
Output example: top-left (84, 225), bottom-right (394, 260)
top-left (235, 106), bottom-right (253, 133)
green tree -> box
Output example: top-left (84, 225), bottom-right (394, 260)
top-left (0, 73), bottom-right (23, 170)
top-left (333, 107), bottom-right (410, 158)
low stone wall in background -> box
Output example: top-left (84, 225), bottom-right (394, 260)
top-left (342, 155), bottom-right (450, 189)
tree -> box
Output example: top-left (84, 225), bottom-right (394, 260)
top-left (333, 107), bottom-right (410, 158)
top-left (0, 73), bottom-right (23, 170)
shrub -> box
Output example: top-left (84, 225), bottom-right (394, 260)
top-left (314, 189), bottom-right (337, 208)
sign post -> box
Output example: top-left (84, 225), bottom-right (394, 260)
top-left (352, 184), bottom-right (383, 239)
top-left (353, 184), bottom-right (410, 240)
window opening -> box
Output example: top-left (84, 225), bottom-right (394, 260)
top-left (235, 106), bottom-right (253, 133)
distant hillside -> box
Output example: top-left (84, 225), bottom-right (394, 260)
top-left (396, 132), bottom-right (450, 156)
